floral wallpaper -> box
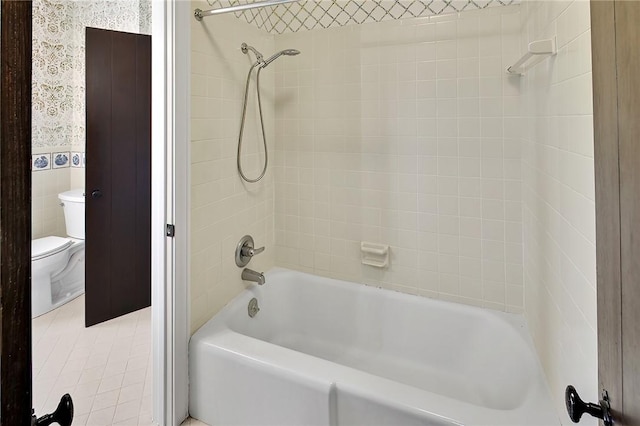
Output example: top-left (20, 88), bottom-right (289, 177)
top-left (32, 0), bottom-right (151, 152)
top-left (71, 0), bottom-right (152, 150)
top-left (32, 0), bottom-right (74, 150)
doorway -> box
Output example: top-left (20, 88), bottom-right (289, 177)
top-left (30, 2), bottom-right (154, 423)
top-left (0, 0), bottom-right (189, 424)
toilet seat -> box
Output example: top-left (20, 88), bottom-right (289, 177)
top-left (32, 236), bottom-right (73, 261)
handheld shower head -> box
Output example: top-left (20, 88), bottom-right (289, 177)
top-left (262, 48), bottom-right (301, 68)
top-left (236, 44), bottom-right (302, 183)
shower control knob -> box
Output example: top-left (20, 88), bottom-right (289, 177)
top-left (91, 189), bottom-right (102, 199)
top-left (565, 385), bottom-right (613, 425)
top-left (241, 245), bottom-right (264, 258)
top-left (235, 235), bottom-right (265, 267)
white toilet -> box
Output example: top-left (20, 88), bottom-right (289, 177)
top-left (32, 189), bottom-right (86, 318)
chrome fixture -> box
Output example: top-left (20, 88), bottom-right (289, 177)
top-left (241, 43), bottom-right (263, 64)
top-left (237, 43), bottom-right (300, 183)
top-left (194, 0), bottom-right (301, 21)
top-left (262, 48), bottom-right (300, 68)
top-left (235, 235), bottom-right (265, 267)
top-left (241, 42), bottom-right (300, 70)
top-left (248, 297), bottom-right (260, 318)
top-left (242, 268), bottom-right (266, 285)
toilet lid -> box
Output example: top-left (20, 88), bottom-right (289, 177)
top-left (32, 236), bottom-right (73, 261)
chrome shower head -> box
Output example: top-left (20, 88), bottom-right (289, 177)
top-left (262, 48), bottom-right (301, 68)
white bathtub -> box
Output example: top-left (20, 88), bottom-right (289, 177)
top-left (189, 268), bottom-right (558, 426)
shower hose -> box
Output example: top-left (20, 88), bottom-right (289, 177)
top-left (237, 62), bottom-right (268, 183)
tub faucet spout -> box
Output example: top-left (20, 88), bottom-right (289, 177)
top-left (242, 268), bottom-right (265, 285)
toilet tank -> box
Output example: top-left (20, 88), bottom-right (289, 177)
top-left (58, 189), bottom-right (85, 239)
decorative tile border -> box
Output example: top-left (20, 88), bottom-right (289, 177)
top-left (53, 152), bottom-right (70, 168)
top-left (206, 0), bottom-right (519, 34)
top-left (32, 151), bottom-right (84, 171)
top-left (71, 151), bottom-right (83, 168)
top-left (32, 153), bottom-right (51, 171)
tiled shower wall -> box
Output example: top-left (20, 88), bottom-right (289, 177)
top-left (520, 1), bottom-right (597, 424)
top-left (273, 5), bottom-right (524, 311)
top-left (188, 4), bottom-right (599, 424)
top-left (190, 1), bottom-right (276, 332)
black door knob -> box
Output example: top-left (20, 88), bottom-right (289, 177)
top-left (565, 385), bottom-right (613, 426)
top-left (91, 189), bottom-right (102, 199)
top-left (34, 393), bottom-right (74, 426)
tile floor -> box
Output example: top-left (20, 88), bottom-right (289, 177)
top-left (33, 295), bottom-right (153, 425)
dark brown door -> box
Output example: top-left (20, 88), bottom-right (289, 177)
top-left (592, 1), bottom-right (640, 425)
top-left (1, 0), bottom-right (34, 422)
top-left (85, 27), bottom-right (151, 327)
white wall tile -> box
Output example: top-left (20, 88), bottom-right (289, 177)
top-left (520, 1), bottom-right (597, 424)
top-left (271, 4), bottom-right (522, 311)
top-left (190, 3), bottom-right (276, 333)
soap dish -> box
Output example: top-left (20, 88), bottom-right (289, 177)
top-left (361, 242), bottom-right (389, 268)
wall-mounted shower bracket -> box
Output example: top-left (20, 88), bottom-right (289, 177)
top-left (241, 43), bottom-right (264, 65)
top-left (235, 235), bottom-right (265, 267)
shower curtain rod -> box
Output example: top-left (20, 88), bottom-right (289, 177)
top-left (194, 0), bottom-right (301, 21)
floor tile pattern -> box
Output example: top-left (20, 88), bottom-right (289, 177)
top-left (33, 295), bottom-right (152, 425)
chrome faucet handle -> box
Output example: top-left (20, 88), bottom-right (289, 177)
top-left (235, 235), bottom-right (265, 267)
top-left (241, 245), bottom-right (264, 258)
